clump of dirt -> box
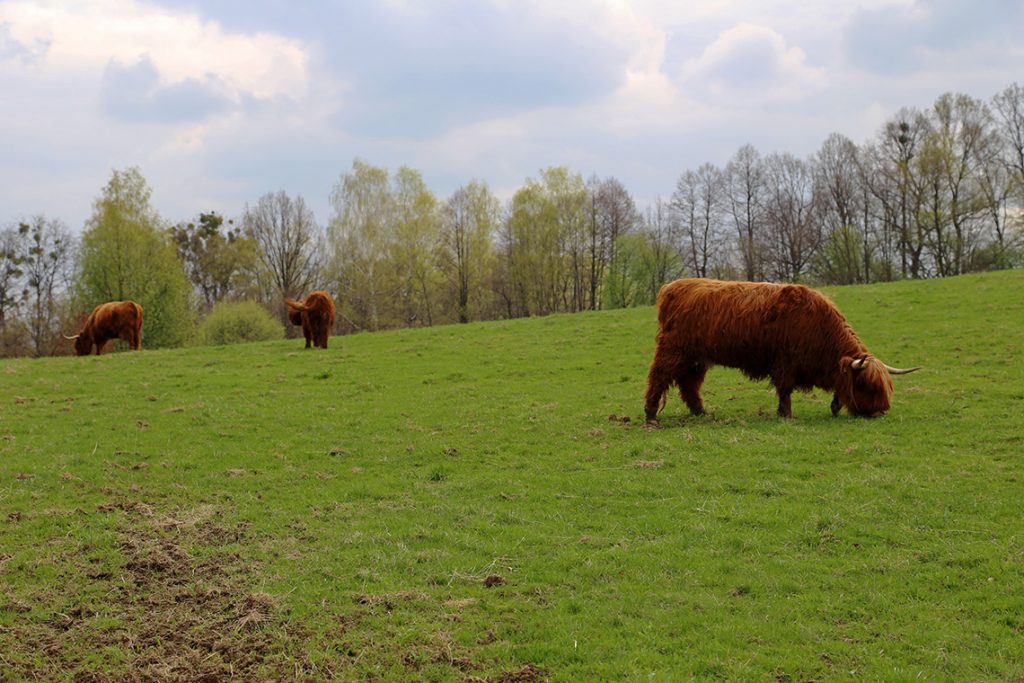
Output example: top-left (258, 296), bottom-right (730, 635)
top-left (495, 662), bottom-right (549, 682)
top-left (484, 574), bottom-right (506, 588)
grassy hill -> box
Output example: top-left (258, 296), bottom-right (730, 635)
top-left (2, 271), bottom-right (1023, 681)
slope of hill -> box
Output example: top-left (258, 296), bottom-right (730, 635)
top-left (2, 271), bottom-right (1023, 680)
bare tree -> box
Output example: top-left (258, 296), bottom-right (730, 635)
top-left (641, 197), bottom-right (684, 301)
top-left (0, 225), bottom-right (26, 355)
top-left (725, 144), bottom-right (768, 281)
top-left (925, 92), bottom-right (999, 275)
top-left (763, 152), bottom-right (822, 281)
top-left (587, 176), bottom-right (641, 309)
top-left (814, 133), bottom-right (871, 284)
top-left (19, 216), bottom-right (74, 355)
top-left (992, 82), bottom-right (1024, 194)
top-left (976, 152), bottom-right (1017, 267)
top-left (243, 191), bottom-right (321, 311)
top-left (865, 110), bottom-right (932, 278)
top-left (672, 163), bottom-right (726, 279)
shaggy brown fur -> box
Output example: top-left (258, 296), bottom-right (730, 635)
top-left (644, 278), bottom-right (917, 420)
top-left (66, 301), bottom-right (144, 356)
top-left (284, 291), bottom-right (336, 349)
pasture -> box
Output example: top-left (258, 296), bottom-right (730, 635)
top-left (2, 271), bottom-right (1023, 681)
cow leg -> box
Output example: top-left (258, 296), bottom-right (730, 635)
top-left (830, 393), bottom-right (842, 416)
top-left (644, 346), bottom-right (675, 422)
top-left (776, 385), bottom-right (794, 418)
top-left (676, 362), bottom-right (707, 416)
top-left (304, 326), bottom-right (312, 348)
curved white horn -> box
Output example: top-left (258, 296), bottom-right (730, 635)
top-left (63, 333), bottom-right (80, 340)
top-left (885, 364), bottom-right (920, 375)
top-left (851, 357), bottom-right (868, 370)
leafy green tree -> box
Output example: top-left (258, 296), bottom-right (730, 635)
top-left (813, 224), bottom-right (866, 285)
top-left (389, 167), bottom-right (441, 326)
top-left (500, 167), bottom-right (588, 317)
top-left (171, 212), bottom-right (260, 308)
top-left (327, 160), bottom-right (443, 330)
top-left (327, 160), bottom-right (394, 331)
top-left (603, 232), bottom-right (648, 309)
top-left (75, 167), bottom-right (193, 348)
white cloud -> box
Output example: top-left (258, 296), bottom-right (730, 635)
top-left (680, 23), bottom-right (827, 103)
top-left (2, 0), bottom-right (1023, 233)
top-left (0, 0), bottom-right (309, 102)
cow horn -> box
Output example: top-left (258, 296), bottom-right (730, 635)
top-left (884, 364), bottom-right (920, 375)
top-left (63, 333), bottom-right (80, 340)
top-left (851, 357), bottom-right (868, 370)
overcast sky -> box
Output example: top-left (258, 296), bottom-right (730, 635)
top-left (2, 0), bottom-right (1023, 231)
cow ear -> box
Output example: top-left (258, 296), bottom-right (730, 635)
top-left (839, 356), bottom-right (855, 374)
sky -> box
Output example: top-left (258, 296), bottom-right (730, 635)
top-left (2, 0), bottom-right (1023, 231)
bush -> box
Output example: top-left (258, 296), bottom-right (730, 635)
top-left (196, 301), bottom-right (284, 346)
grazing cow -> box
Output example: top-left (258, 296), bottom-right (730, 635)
top-left (284, 290), bottom-right (336, 349)
top-left (64, 300), bottom-right (144, 356)
top-left (644, 279), bottom-right (919, 420)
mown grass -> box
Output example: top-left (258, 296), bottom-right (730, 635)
top-left (2, 270), bottom-right (1023, 681)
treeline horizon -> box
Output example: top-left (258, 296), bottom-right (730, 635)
top-left (2, 82), bottom-right (1023, 358)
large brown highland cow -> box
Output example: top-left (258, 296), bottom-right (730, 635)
top-left (64, 300), bottom-right (144, 356)
top-left (284, 291), bottom-right (336, 349)
top-left (644, 279), bottom-right (918, 420)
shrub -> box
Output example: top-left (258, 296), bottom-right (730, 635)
top-left (197, 301), bottom-right (284, 346)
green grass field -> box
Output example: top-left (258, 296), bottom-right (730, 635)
top-left (2, 271), bottom-right (1023, 681)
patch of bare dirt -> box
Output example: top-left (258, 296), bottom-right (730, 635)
top-left (354, 590), bottom-right (429, 610)
top-left (0, 499), bottom-right (315, 681)
top-left (632, 459), bottom-right (665, 469)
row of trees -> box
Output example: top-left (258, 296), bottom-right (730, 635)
top-left (1, 84), bottom-right (1022, 357)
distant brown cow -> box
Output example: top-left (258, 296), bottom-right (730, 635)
top-left (284, 291), bottom-right (336, 349)
top-left (644, 279), bottom-right (919, 420)
top-left (64, 300), bottom-right (144, 356)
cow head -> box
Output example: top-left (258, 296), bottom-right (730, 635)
top-left (63, 332), bottom-right (92, 356)
top-left (835, 354), bottom-right (918, 417)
